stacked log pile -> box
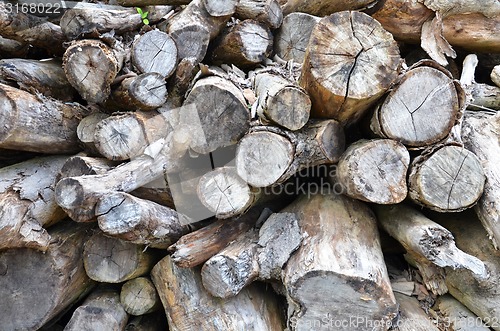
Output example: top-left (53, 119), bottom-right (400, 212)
top-left (0, 0), bottom-right (499, 330)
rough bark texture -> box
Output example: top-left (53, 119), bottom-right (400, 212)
top-left (210, 20), bottom-right (273, 69)
top-left (300, 11), bottom-right (401, 126)
top-left (283, 0), bottom-right (376, 16)
top-left (235, 0), bottom-right (283, 29)
top-left (370, 61), bottom-right (463, 147)
top-left (0, 221), bottom-right (95, 331)
top-left (151, 256), bottom-right (285, 331)
top-left (0, 83), bottom-right (90, 153)
top-left (393, 292), bottom-right (440, 331)
top-left (64, 289), bottom-right (129, 331)
top-left (336, 139), bottom-right (410, 204)
top-left (236, 120), bottom-right (345, 187)
top-left (0, 156), bottom-right (68, 251)
top-left (131, 30), bottom-right (178, 79)
top-left (96, 192), bottom-right (191, 248)
top-left (83, 231), bottom-right (158, 283)
top-left (408, 144), bottom-right (485, 212)
top-left (462, 112), bottom-right (500, 248)
top-left (0, 36), bottom-right (28, 58)
top-left (433, 294), bottom-right (490, 331)
top-left (120, 277), bottom-right (161, 316)
top-left (274, 12), bottom-right (320, 63)
top-left (282, 193), bottom-right (397, 331)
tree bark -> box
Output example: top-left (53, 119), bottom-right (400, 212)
top-left (283, 0), bottom-right (376, 16)
top-left (433, 294), bottom-right (490, 331)
top-left (462, 112), bottom-right (500, 248)
top-left (0, 36), bottom-right (28, 58)
top-left (120, 277), bottom-right (161, 316)
top-left (151, 255), bottom-right (285, 331)
top-left (300, 11), bottom-right (401, 126)
top-left (209, 20), bottom-right (273, 69)
top-left (0, 221), bottom-right (95, 331)
top-left (63, 39), bottom-right (125, 104)
top-left (64, 288), bottom-right (129, 331)
top-left (281, 193), bottom-right (397, 331)
top-left (76, 112), bottom-right (110, 156)
top-left (0, 83), bottom-right (90, 153)
top-left (374, 204), bottom-right (487, 294)
top-left (83, 231), bottom-right (158, 283)
top-left (131, 30), bottom-right (178, 79)
top-left (235, 0), bottom-right (283, 29)
top-left (96, 192), bottom-right (191, 248)
top-left (369, 61), bottom-right (464, 147)
top-left (236, 120), bottom-right (345, 187)
top-left (393, 292), bottom-right (440, 331)
top-left (253, 72), bottom-right (311, 130)
top-left (408, 144), bottom-right (485, 212)
top-left (274, 12), bottom-right (320, 63)
top-left (0, 58), bottom-right (76, 102)
top-left (0, 156), bottom-right (68, 251)
top-left (336, 139), bottom-right (410, 204)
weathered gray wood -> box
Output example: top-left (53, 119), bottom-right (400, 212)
top-left (393, 293), bottom-right (440, 331)
top-left (0, 59), bottom-right (76, 102)
top-left (283, 0), bottom-right (376, 16)
top-left (77, 113), bottom-right (109, 156)
top-left (492, 65), bottom-right (500, 87)
top-left (118, 0), bottom-right (190, 5)
top-left (0, 156), bottom-right (68, 251)
top-left (210, 20), bottom-right (273, 69)
top-left (96, 192), bottom-right (190, 249)
top-left (336, 139), bottom-right (409, 204)
top-left (300, 11), bottom-right (401, 126)
top-left (0, 83), bottom-right (90, 153)
top-left (462, 112), bottom-right (500, 248)
top-left (253, 72), bottom-right (311, 130)
top-left (63, 39), bottom-right (125, 104)
top-left (434, 294), bottom-right (490, 331)
top-left (64, 289), bottom-right (129, 331)
top-left (0, 222), bottom-right (95, 331)
top-left (83, 231), bottom-right (158, 283)
top-left (151, 256), bottom-right (284, 331)
top-left (274, 12), bottom-right (320, 64)
top-left (370, 62), bottom-right (463, 147)
top-left (120, 277), bottom-right (161, 316)
top-left (408, 144), bottom-right (485, 212)
top-left (374, 204), bottom-right (486, 294)
top-left (235, 0), bottom-right (283, 29)
top-left (236, 120), bottom-right (345, 187)
top-left (164, 24), bottom-right (210, 66)
top-left (131, 30), bottom-right (177, 79)
top-left (282, 193), bottom-right (397, 331)
top-left (0, 36), bottom-right (28, 58)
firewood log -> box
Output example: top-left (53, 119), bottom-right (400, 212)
top-left (374, 204), bottom-right (487, 295)
top-left (253, 72), bottom-right (311, 130)
top-left (151, 256), bottom-right (284, 330)
top-left (183, 75), bottom-right (250, 154)
top-left (235, 0), bottom-right (283, 29)
top-left (96, 192), bottom-right (191, 248)
top-left (434, 294), bottom-right (490, 331)
top-left (83, 231), bottom-right (158, 283)
top-left (393, 292), bottom-right (440, 331)
top-left (201, 212), bottom-right (302, 298)
top-left (0, 221), bottom-right (95, 331)
top-left (236, 120), bottom-right (345, 187)
top-left (462, 112), bottom-right (500, 248)
top-left (169, 207), bottom-right (271, 268)
top-left (120, 277), bottom-right (161, 316)
top-left (0, 3), bottom-right (65, 55)
top-left (0, 36), bottom-right (28, 58)
top-left (274, 12), bottom-right (320, 63)
top-left (105, 73), bottom-right (168, 112)
top-left (0, 58), bottom-right (76, 101)
top-left (0, 156), bottom-right (68, 251)
top-left (433, 210), bottom-right (500, 331)
top-left (131, 30), bottom-right (178, 79)
top-left (300, 11), bottom-right (401, 126)
top-left (370, 61), bottom-right (464, 147)
top-left (209, 20), bottom-right (273, 69)
top-left (118, 0), bottom-right (190, 5)
top-left (492, 65), bottom-right (500, 87)
top-left (408, 144), bottom-right (485, 212)
top-left (57, 155), bottom-right (117, 181)
top-left (125, 313), bottom-right (167, 331)
top-left (63, 39), bottom-right (125, 104)
top-left (282, 0), bottom-right (376, 16)
top-left (370, 0), bottom-right (500, 55)
top-left (163, 58), bottom-right (199, 109)
top-left (281, 193), bottom-right (397, 331)
top-left (0, 83), bottom-right (90, 153)
top-left (60, 5), bottom-right (173, 39)
top-left (64, 288), bottom-right (129, 331)
top-left (76, 112), bottom-right (110, 156)
top-left (335, 139), bottom-right (410, 204)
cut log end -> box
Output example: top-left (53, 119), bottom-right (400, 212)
top-left (132, 30), bottom-right (178, 79)
top-left (55, 177), bottom-right (86, 210)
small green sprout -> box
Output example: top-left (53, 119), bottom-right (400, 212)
top-left (136, 7), bottom-right (149, 25)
